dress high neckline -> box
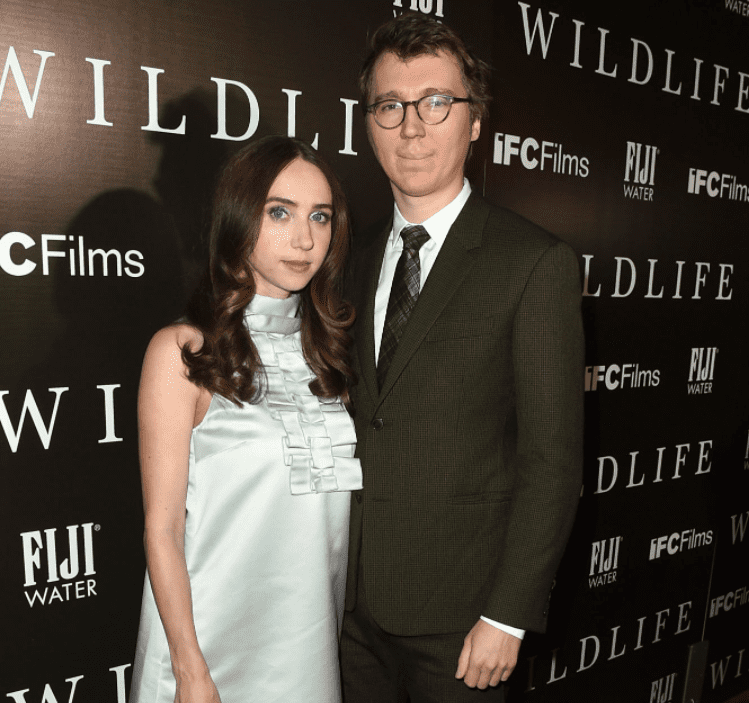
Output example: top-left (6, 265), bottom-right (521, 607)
top-left (244, 294), bottom-right (301, 335)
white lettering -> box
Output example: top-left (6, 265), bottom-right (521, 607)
top-left (629, 39), bottom-right (654, 85)
top-left (141, 67), bottom-right (186, 134)
top-left (85, 58), bottom-right (113, 126)
top-left (339, 98), bottom-right (358, 155)
top-left (0, 232), bottom-right (36, 276)
top-left (517, 3), bottom-right (559, 59)
top-left (0, 387), bottom-right (69, 452)
top-left (97, 384), bottom-right (122, 443)
top-left (0, 47), bottom-right (55, 118)
top-left (210, 77), bottom-right (259, 141)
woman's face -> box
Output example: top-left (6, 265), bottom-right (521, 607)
top-left (249, 157), bottom-right (333, 299)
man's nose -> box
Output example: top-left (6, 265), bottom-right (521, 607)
top-left (400, 102), bottom-right (425, 138)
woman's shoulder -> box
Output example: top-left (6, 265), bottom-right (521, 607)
top-left (148, 322), bottom-right (204, 356)
top-left (139, 323), bottom-right (208, 422)
top-left (141, 324), bottom-right (205, 387)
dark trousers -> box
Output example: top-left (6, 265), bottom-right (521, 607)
top-left (340, 567), bottom-right (506, 703)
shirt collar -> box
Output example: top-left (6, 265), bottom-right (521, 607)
top-left (390, 178), bottom-right (472, 249)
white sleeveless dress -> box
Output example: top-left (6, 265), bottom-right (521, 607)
top-left (130, 293), bottom-right (362, 703)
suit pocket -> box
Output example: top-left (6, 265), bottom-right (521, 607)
top-left (449, 490), bottom-right (513, 505)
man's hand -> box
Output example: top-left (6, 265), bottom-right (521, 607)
top-left (455, 619), bottom-right (521, 689)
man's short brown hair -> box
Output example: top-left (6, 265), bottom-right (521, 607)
top-left (359, 13), bottom-right (492, 125)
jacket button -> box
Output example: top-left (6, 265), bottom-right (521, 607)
top-left (355, 492), bottom-right (363, 504)
top-left (371, 418), bottom-right (384, 430)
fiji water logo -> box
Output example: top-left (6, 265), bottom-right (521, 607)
top-left (21, 523), bottom-right (99, 607)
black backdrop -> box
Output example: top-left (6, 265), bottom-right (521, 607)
top-left (1, 1), bottom-right (747, 702)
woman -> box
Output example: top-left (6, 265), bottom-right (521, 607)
top-left (129, 136), bottom-right (362, 703)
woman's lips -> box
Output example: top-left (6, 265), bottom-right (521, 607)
top-left (282, 260), bottom-right (311, 272)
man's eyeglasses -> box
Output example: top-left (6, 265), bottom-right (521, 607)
top-left (365, 94), bottom-right (473, 129)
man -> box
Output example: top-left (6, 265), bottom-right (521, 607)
top-left (341, 13), bottom-right (584, 702)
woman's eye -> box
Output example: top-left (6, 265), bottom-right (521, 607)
top-left (311, 211), bottom-right (331, 224)
top-left (268, 206), bottom-right (289, 221)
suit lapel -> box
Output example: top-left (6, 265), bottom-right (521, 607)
top-left (355, 220), bottom-right (391, 408)
top-left (377, 194), bottom-right (491, 402)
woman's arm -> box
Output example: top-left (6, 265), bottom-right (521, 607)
top-left (138, 325), bottom-right (220, 703)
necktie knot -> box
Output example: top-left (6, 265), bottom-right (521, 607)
top-left (400, 225), bottom-right (430, 252)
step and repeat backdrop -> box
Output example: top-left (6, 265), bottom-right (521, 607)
top-left (1, 1), bottom-right (747, 702)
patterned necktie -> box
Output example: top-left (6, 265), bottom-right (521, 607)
top-left (377, 224), bottom-right (431, 389)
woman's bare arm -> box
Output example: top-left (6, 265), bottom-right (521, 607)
top-left (138, 324), bottom-right (220, 703)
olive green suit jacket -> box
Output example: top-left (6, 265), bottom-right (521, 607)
top-left (344, 192), bottom-right (584, 636)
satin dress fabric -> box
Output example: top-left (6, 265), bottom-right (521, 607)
top-left (129, 293), bottom-right (362, 703)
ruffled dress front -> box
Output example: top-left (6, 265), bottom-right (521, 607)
top-left (130, 293), bottom-right (362, 703)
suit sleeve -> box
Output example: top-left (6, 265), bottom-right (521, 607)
top-left (484, 239), bottom-right (584, 633)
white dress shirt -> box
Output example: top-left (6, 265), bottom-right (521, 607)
top-left (373, 179), bottom-right (525, 641)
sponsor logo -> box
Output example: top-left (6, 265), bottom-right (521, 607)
top-left (6, 665), bottom-right (130, 703)
top-left (724, 0), bottom-right (749, 19)
top-left (687, 347), bottom-right (717, 394)
top-left (515, 3), bottom-right (749, 115)
top-left (588, 536), bottom-right (622, 587)
top-left (624, 142), bottom-right (658, 201)
top-left (21, 523), bottom-right (100, 607)
top-left (688, 168), bottom-right (749, 203)
top-left (0, 231), bottom-right (144, 278)
top-left (492, 132), bottom-right (590, 177)
top-left (581, 255), bottom-right (734, 301)
top-left (522, 601), bottom-right (693, 689)
top-left (731, 511), bottom-right (749, 544)
top-left (649, 528), bottom-right (713, 560)
top-left (588, 440), bottom-right (713, 496)
top-left (650, 673), bottom-right (677, 703)
top-left (709, 586), bottom-right (748, 617)
top-left (1, 46), bottom-right (359, 154)
top-left (585, 364), bottom-right (660, 391)
top-left (392, 0), bottom-right (445, 18)
top-left (0, 384), bottom-right (122, 453)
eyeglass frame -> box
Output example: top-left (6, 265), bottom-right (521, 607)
top-left (364, 94), bottom-right (474, 129)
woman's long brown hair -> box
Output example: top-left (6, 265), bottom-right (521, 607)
top-left (181, 135), bottom-right (355, 409)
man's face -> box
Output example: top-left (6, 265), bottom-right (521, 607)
top-left (367, 50), bottom-right (480, 206)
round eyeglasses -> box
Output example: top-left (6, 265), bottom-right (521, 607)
top-left (365, 94), bottom-right (473, 129)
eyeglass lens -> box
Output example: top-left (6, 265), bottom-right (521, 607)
top-left (374, 96), bottom-right (453, 128)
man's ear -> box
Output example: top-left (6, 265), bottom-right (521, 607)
top-left (470, 117), bottom-right (481, 142)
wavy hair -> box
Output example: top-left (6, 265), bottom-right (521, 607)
top-left (182, 135), bottom-right (355, 409)
top-left (359, 12), bottom-right (492, 125)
